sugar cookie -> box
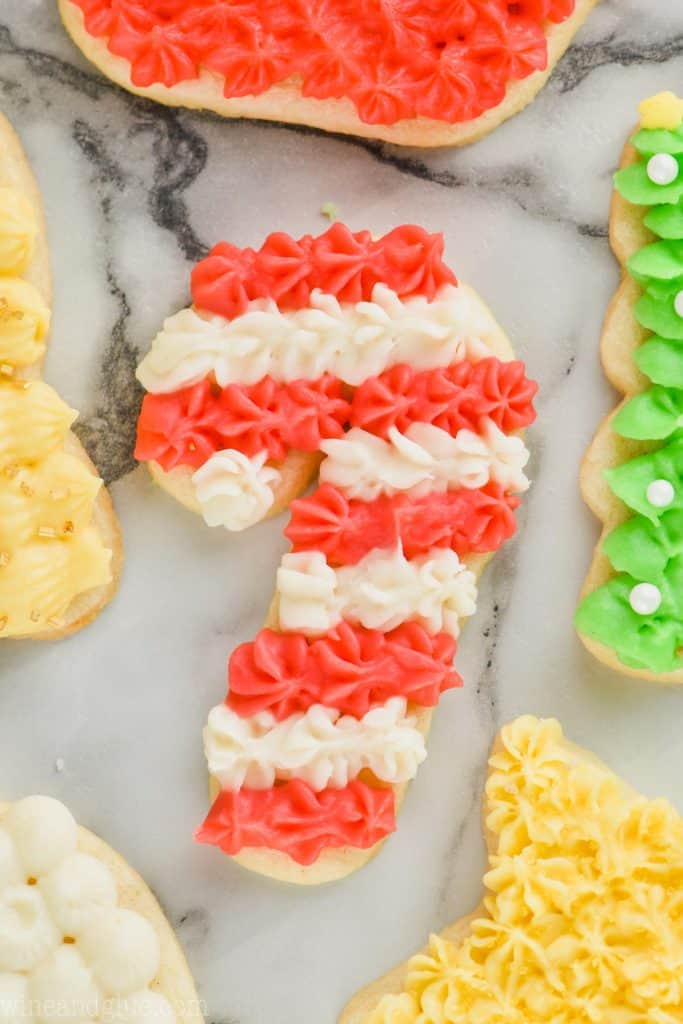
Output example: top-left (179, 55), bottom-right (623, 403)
top-left (0, 795), bottom-right (202, 1024)
top-left (0, 113), bottom-right (122, 640)
top-left (576, 93), bottom-right (683, 682)
top-left (58, 0), bottom-right (600, 148)
top-left (135, 225), bottom-right (538, 882)
top-left (342, 715), bottom-right (683, 1022)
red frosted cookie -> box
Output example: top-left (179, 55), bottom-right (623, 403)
top-left (134, 223), bottom-right (538, 883)
top-left (58, 0), bottom-right (600, 146)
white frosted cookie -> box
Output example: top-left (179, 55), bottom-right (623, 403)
top-left (0, 797), bottom-right (202, 1024)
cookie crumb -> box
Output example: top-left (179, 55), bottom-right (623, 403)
top-left (321, 201), bottom-right (338, 222)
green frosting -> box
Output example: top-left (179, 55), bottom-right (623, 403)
top-left (635, 287), bottom-right (683, 340)
top-left (629, 239), bottom-right (683, 283)
top-left (631, 126), bottom-right (683, 157)
top-left (575, 562), bottom-right (683, 674)
top-left (576, 111), bottom-right (683, 673)
top-left (603, 509), bottom-right (683, 578)
top-left (635, 336), bottom-right (683, 387)
top-left (605, 435), bottom-right (683, 523)
top-left (613, 386), bottom-right (683, 439)
top-left (644, 203), bottom-right (683, 239)
top-left (615, 160), bottom-right (683, 207)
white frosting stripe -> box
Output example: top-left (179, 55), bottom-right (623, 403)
top-left (187, 419), bottom-right (529, 532)
top-left (136, 283), bottom-right (495, 393)
top-left (276, 547), bottom-right (478, 638)
top-left (204, 697), bottom-right (426, 791)
top-left (319, 419), bottom-right (530, 500)
top-left (191, 448), bottom-right (280, 531)
top-left (0, 798), bottom-right (176, 1023)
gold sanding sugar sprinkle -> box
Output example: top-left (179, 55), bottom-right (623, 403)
top-left (47, 616), bottom-right (62, 629)
top-left (0, 364), bottom-right (14, 377)
top-left (3, 464), bottom-right (19, 479)
top-left (20, 482), bottom-right (35, 497)
top-left (0, 552), bottom-right (9, 568)
top-left (0, 301), bottom-right (24, 323)
top-left (0, 615), bottom-right (7, 631)
top-left (38, 526), bottom-right (57, 539)
top-left (50, 487), bottom-right (69, 501)
top-left (63, 520), bottom-right (74, 535)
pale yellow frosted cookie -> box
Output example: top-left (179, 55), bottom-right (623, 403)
top-left (0, 113), bottom-right (122, 639)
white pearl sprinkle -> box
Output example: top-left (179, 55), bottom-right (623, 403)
top-left (647, 152), bottom-right (679, 186)
top-left (675, 290), bottom-right (683, 318)
top-left (629, 582), bottom-right (662, 616)
top-left (647, 478), bottom-right (675, 508)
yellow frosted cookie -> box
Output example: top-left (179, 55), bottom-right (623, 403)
top-left (342, 716), bottom-right (683, 1022)
top-left (0, 186), bottom-right (38, 275)
top-left (0, 112), bottom-right (122, 639)
top-left (0, 277), bottom-right (51, 366)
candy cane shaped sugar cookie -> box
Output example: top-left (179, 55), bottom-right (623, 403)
top-left (58, 0), bottom-right (600, 148)
top-left (0, 795), bottom-right (202, 1024)
top-left (134, 225), bottom-right (538, 883)
top-left (576, 93), bottom-right (683, 682)
top-left (0, 113), bottom-right (121, 640)
top-left (341, 716), bottom-right (683, 1023)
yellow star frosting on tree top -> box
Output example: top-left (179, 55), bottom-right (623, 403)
top-left (639, 91), bottom-right (683, 130)
top-left (343, 716), bottom-right (683, 1024)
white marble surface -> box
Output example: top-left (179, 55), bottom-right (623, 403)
top-left (1, 2), bottom-right (683, 1021)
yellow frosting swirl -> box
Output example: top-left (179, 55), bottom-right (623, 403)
top-left (0, 450), bottom-right (102, 550)
top-left (0, 189), bottom-right (112, 637)
top-left (365, 716), bottom-right (683, 1023)
top-left (639, 91), bottom-right (683, 130)
top-left (0, 277), bottom-right (50, 366)
top-left (0, 528), bottom-right (111, 635)
top-left (0, 380), bottom-right (76, 469)
top-left (0, 383), bottom-right (111, 636)
top-left (0, 187), bottom-right (38, 276)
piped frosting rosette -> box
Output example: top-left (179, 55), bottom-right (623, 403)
top-left (134, 225), bottom-right (538, 872)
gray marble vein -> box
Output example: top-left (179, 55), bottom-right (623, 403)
top-left (1, 1), bottom-right (683, 1022)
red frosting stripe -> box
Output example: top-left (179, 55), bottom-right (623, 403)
top-left (285, 482), bottom-right (520, 565)
top-left (134, 358), bottom-right (537, 473)
top-left (350, 358), bottom-right (538, 438)
top-left (72, 0), bottom-right (577, 127)
top-left (191, 224), bottom-right (456, 319)
top-left (134, 375), bottom-right (350, 470)
top-left (195, 779), bottom-right (396, 866)
top-left (226, 620), bottom-right (461, 720)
